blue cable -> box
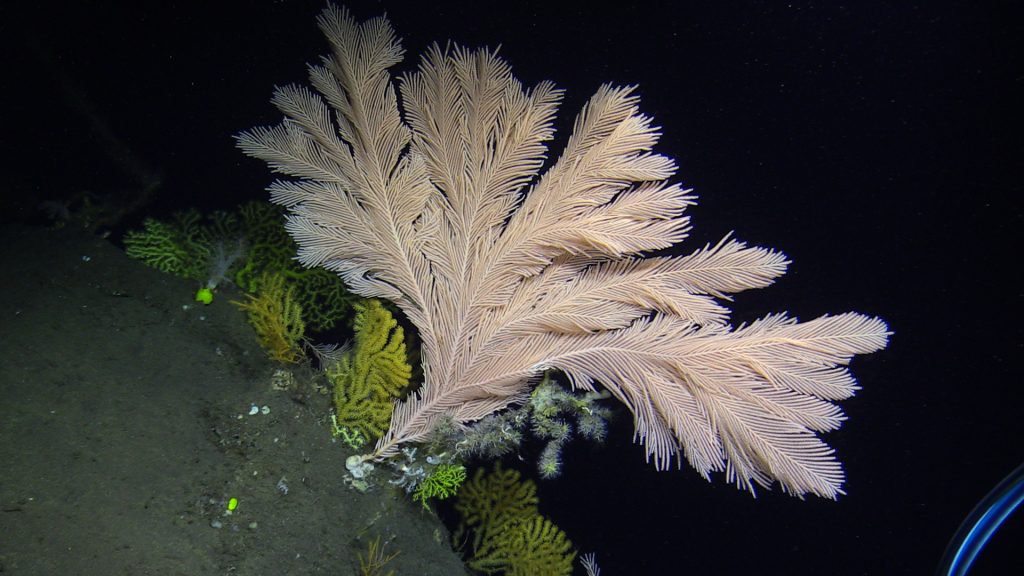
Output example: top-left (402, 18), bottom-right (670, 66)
top-left (938, 462), bottom-right (1024, 576)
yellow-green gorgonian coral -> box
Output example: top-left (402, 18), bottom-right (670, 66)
top-left (328, 299), bottom-right (411, 448)
top-left (454, 464), bottom-right (575, 576)
top-left (413, 463), bottom-right (467, 509)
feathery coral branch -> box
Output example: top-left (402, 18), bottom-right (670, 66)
top-left (237, 4), bottom-right (889, 498)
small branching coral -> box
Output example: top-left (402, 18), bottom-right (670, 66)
top-left (424, 373), bottom-right (612, 479)
top-left (124, 202), bottom-right (354, 318)
top-left (527, 374), bottom-right (612, 478)
top-left (473, 516), bottom-right (574, 576)
top-left (125, 208), bottom-right (247, 303)
top-left (412, 462), bottom-right (467, 509)
top-left (327, 299), bottom-right (411, 449)
top-left (453, 464), bottom-right (575, 576)
top-left (234, 201), bottom-right (355, 330)
top-left (232, 271), bottom-right (307, 364)
top-left (232, 201), bottom-right (295, 293)
top-left (124, 209), bottom-right (218, 281)
top-left (357, 535), bottom-right (398, 576)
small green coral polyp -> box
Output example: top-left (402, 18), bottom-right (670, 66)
top-left (195, 287), bottom-right (214, 304)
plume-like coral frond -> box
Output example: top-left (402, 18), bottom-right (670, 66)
top-left (238, 5), bottom-right (889, 498)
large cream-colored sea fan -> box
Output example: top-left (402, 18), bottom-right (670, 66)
top-left (238, 4), bottom-right (889, 498)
